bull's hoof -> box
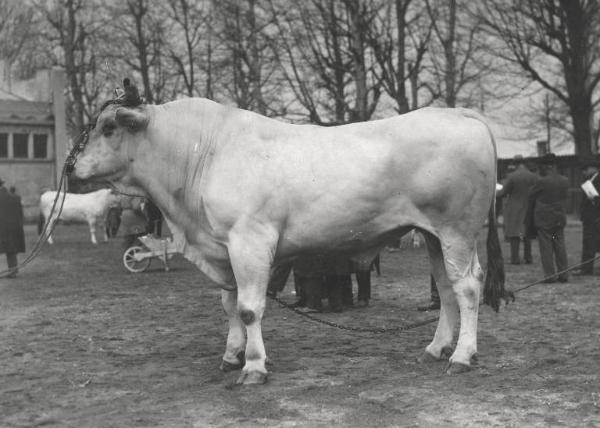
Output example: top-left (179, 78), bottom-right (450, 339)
top-left (236, 370), bottom-right (268, 385)
top-left (445, 361), bottom-right (471, 374)
top-left (441, 346), bottom-right (454, 360)
top-left (503, 290), bottom-right (516, 305)
top-left (220, 359), bottom-right (243, 373)
top-left (220, 351), bottom-right (246, 372)
top-left (417, 351), bottom-right (439, 364)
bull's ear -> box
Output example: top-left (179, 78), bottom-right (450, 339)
top-left (115, 107), bottom-right (149, 132)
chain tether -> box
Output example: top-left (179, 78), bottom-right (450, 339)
top-left (268, 253), bottom-right (600, 334)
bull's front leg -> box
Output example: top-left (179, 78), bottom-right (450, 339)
top-left (88, 219), bottom-right (98, 244)
top-left (220, 288), bottom-right (247, 372)
top-left (226, 223), bottom-right (278, 385)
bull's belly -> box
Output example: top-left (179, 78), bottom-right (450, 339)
top-left (276, 222), bottom-right (414, 258)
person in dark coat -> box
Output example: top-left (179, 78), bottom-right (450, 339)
top-left (573, 159), bottom-right (600, 276)
top-left (105, 205), bottom-right (123, 238)
top-left (323, 254), bottom-right (380, 310)
top-left (120, 197), bottom-right (148, 249)
top-left (417, 275), bottom-right (440, 311)
top-left (526, 153), bottom-right (569, 283)
top-left (0, 179), bottom-right (25, 277)
top-left (322, 255), bottom-right (354, 312)
top-left (143, 199), bottom-right (163, 237)
top-left (497, 156), bottom-right (538, 264)
top-left (354, 255), bottom-right (379, 308)
top-left (266, 254), bottom-right (378, 311)
top-left (292, 255), bottom-right (329, 312)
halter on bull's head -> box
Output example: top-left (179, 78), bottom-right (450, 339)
top-left (67, 79), bottom-right (150, 191)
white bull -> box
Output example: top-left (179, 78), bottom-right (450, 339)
top-left (71, 82), bottom-right (510, 385)
top-left (40, 188), bottom-right (121, 244)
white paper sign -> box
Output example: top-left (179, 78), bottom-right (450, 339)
top-left (581, 173), bottom-right (599, 200)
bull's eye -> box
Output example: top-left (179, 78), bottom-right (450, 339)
top-left (102, 121), bottom-right (117, 138)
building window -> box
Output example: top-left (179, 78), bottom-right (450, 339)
top-left (0, 133), bottom-right (7, 158)
top-left (33, 134), bottom-right (48, 159)
top-left (13, 133), bottom-right (28, 158)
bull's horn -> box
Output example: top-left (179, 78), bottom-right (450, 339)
top-left (115, 107), bottom-right (149, 131)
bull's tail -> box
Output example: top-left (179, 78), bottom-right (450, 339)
top-left (483, 201), bottom-right (513, 311)
top-left (37, 213), bottom-right (45, 235)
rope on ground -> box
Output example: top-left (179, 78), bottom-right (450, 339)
top-left (269, 254), bottom-right (600, 334)
top-left (511, 254), bottom-right (600, 293)
top-left (269, 294), bottom-right (439, 333)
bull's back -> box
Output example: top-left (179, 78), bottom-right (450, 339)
top-left (204, 108), bottom-right (496, 253)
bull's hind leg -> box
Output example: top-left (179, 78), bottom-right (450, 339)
top-left (220, 289), bottom-right (247, 372)
top-left (421, 233), bottom-right (459, 362)
top-left (440, 232), bottom-right (483, 373)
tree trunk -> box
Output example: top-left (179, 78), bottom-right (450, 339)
top-left (130, 0), bottom-right (154, 103)
top-left (347, 0), bottom-right (368, 121)
top-left (443, 0), bottom-right (456, 107)
top-left (395, 0), bottom-right (410, 114)
top-left (247, 0), bottom-right (266, 115)
top-left (569, 99), bottom-right (594, 156)
top-left (64, 0), bottom-right (85, 133)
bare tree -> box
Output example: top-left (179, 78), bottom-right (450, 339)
top-left (211, 0), bottom-right (278, 114)
top-left (109, 0), bottom-right (171, 104)
top-left (269, 0), bottom-right (382, 124)
top-left (0, 2), bottom-right (37, 87)
top-left (367, 0), bottom-right (431, 114)
top-left (479, 0), bottom-right (600, 155)
top-left (164, 0), bottom-right (207, 97)
top-left (35, 0), bottom-right (108, 134)
top-left (424, 0), bottom-right (489, 108)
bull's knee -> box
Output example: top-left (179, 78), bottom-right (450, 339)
top-left (239, 308), bottom-right (256, 325)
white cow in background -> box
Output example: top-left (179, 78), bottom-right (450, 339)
top-left (39, 188), bottom-right (121, 244)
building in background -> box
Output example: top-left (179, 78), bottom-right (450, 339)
top-left (0, 66), bottom-right (67, 221)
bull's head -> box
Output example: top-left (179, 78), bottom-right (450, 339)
top-left (68, 79), bottom-right (150, 193)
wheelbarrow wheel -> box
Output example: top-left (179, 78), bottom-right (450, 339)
top-left (123, 246), bottom-right (151, 273)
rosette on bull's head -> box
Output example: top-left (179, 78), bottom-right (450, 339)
top-left (122, 78), bottom-right (143, 106)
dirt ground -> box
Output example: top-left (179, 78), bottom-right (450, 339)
top-left (1, 223), bottom-right (599, 427)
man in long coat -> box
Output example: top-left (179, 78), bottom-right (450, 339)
top-left (0, 178), bottom-right (25, 277)
top-left (573, 159), bottom-right (600, 275)
top-left (497, 157), bottom-right (538, 264)
top-left (526, 153), bottom-right (570, 283)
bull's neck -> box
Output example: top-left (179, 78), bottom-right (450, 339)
top-left (140, 99), bottom-right (227, 194)
top-left (129, 99), bottom-right (230, 241)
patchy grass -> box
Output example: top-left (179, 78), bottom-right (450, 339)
top-left (0, 224), bottom-right (599, 427)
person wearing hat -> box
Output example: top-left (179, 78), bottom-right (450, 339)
top-left (526, 153), bottom-right (569, 283)
top-left (573, 158), bottom-right (600, 276)
top-left (0, 178), bottom-right (26, 277)
top-left (497, 155), bottom-right (538, 264)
